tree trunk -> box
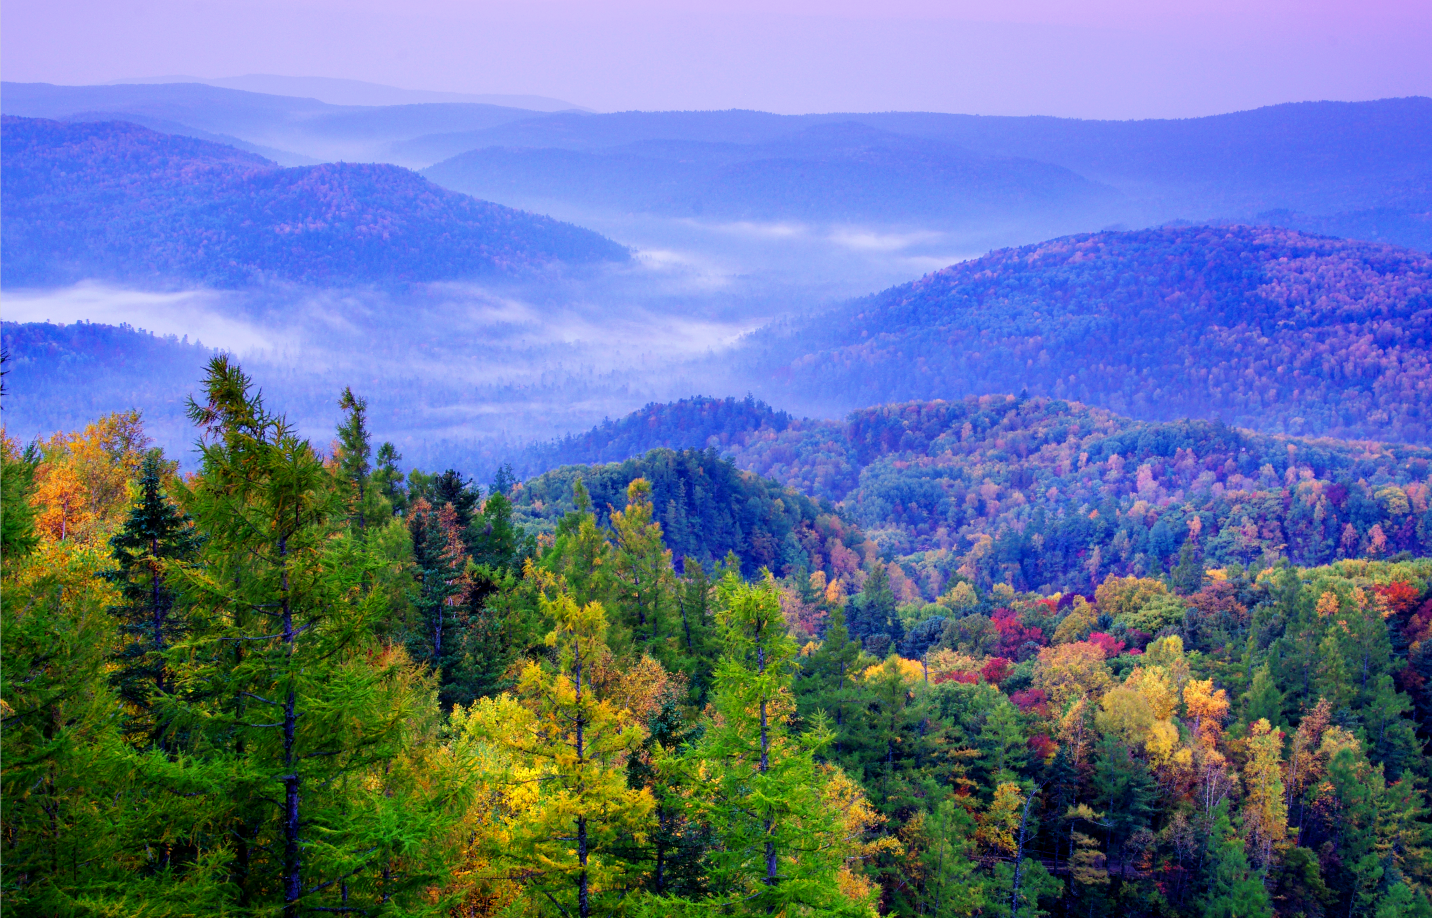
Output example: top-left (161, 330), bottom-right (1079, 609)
top-left (280, 535), bottom-right (302, 918)
top-left (1011, 786), bottom-right (1040, 918)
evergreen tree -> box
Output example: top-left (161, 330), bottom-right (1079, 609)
top-left (103, 449), bottom-right (201, 748)
top-left (1202, 801), bottom-right (1273, 918)
top-left (335, 387), bottom-right (377, 531)
top-left (1172, 540), bottom-right (1206, 595)
top-left (371, 441), bottom-right (406, 514)
top-left (795, 604), bottom-right (865, 759)
top-left (469, 487), bottom-right (523, 569)
top-left (674, 558), bottom-right (719, 702)
top-left (1243, 661), bottom-right (1285, 728)
top-left (406, 498), bottom-right (468, 681)
top-left (849, 562), bottom-right (902, 655)
top-left (629, 700), bottom-right (710, 898)
top-left (1, 439), bottom-right (40, 566)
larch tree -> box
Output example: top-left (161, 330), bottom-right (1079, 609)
top-left (175, 357), bottom-right (458, 915)
top-left (673, 574), bottom-right (875, 917)
top-left (462, 587), bottom-right (653, 918)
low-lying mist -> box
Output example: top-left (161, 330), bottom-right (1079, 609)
top-left (5, 218), bottom-right (948, 473)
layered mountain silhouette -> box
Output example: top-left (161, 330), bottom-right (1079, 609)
top-left (1, 116), bottom-right (628, 288)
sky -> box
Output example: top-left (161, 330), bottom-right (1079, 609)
top-left (3, 0), bottom-right (1430, 118)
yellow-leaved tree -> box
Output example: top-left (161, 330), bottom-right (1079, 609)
top-left (457, 582), bottom-right (652, 918)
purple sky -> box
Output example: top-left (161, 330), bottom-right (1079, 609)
top-left (4, 0), bottom-right (1429, 117)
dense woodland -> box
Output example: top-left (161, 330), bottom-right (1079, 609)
top-left (1, 116), bottom-right (627, 288)
top-left (745, 226), bottom-right (1432, 444)
top-left (5, 362), bottom-right (1432, 917)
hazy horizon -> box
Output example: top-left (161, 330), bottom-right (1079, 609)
top-left (5, 0), bottom-right (1429, 119)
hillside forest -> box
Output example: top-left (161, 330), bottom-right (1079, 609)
top-left (5, 360), bottom-right (1432, 918)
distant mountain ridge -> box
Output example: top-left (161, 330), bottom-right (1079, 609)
top-left (731, 224), bottom-right (1432, 444)
top-left (0, 116), bottom-right (629, 288)
top-left (0, 81), bottom-right (555, 166)
top-left (7, 84), bottom-right (1427, 251)
top-left (417, 98), bottom-right (1432, 250)
top-left (423, 122), bottom-right (1119, 226)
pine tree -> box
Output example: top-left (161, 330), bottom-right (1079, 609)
top-left (335, 387), bottom-right (377, 531)
top-left (1243, 661), bottom-right (1284, 728)
top-left (406, 497), bottom-right (468, 680)
top-left (796, 604), bottom-right (865, 758)
top-left (673, 558), bottom-right (719, 701)
top-left (371, 441), bottom-right (406, 515)
top-left (629, 699), bottom-right (710, 898)
top-left (849, 562), bottom-right (902, 654)
top-left (1202, 801), bottom-right (1273, 918)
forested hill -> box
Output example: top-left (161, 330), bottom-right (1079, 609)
top-left (515, 394), bottom-right (1432, 595)
top-left (511, 446), bottom-right (861, 580)
top-left (735, 224), bottom-right (1432, 444)
top-left (511, 396), bottom-right (795, 478)
top-left (0, 115), bottom-right (628, 287)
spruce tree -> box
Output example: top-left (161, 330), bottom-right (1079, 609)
top-left (335, 387), bottom-right (375, 531)
top-left (795, 605), bottom-right (865, 761)
top-left (1202, 801), bottom-right (1273, 918)
top-left (103, 449), bottom-right (201, 748)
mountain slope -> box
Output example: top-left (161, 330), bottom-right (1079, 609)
top-left (731, 225), bottom-right (1432, 444)
top-left (510, 394), bottom-right (1432, 594)
top-left (1, 116), bottom-right (628, 287)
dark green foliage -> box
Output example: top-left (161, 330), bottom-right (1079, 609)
top-left (512, 395), bottom-right (792, 478)
top-left (795, 605), bottom-right (866, 753)
top-left (627, 700), bottom-right (710, 898)
top-left (514, 446), bottom-right (849, 579)
top-left (372, 441), bottom-right (406, 513)
top-left (1, 439), bottom-right (40, 566)
top-left (849, 562), bottom-right (903, 655)
top-left (103, 450), bottom-right (200, 746)
top-left (1202, 802), bottom-right (1274, 918)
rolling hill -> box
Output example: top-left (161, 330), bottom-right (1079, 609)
top-left (506, 394), bottom-right (1432, 594)
top-left (730, 225), bottom-right (1432, 444)
top-left (0, 116), bottom-right (629, 288)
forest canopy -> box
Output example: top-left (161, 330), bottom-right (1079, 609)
top-left (4, 363), bottom-right (1432, 917)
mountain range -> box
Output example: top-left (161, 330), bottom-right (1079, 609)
top-left (1, 116), bottom-right (628, 288)
top-left (6, 83), bottom-right (1429, 253)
